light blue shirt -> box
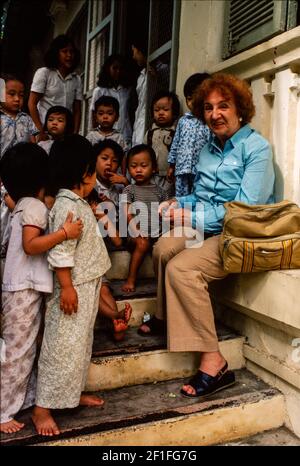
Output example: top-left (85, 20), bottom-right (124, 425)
top-left (177, 124), bottom-right (275, 233)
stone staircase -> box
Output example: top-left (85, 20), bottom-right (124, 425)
top-left (0, 250), bottom-right (287, 446)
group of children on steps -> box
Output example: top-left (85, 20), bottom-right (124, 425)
top-left (0, 33), bottom-right (211, 436)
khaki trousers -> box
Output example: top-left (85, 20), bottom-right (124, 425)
top-left (152, 228), bottom-right (228, 352)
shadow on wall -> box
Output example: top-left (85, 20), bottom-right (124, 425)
top-left (273, 160), bottom-right (284, 202)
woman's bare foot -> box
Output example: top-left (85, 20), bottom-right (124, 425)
top-left (0, 419), bottom-right (25, 434)
top-left (79, 394), bottom-right (105, 407)
top-left (31, 406), bottom-right (60, 436)
top-left (121, 280), bottom-right (135, 292)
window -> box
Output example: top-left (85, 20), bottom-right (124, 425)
top-left (147, 0), bottom-right (181, 125)
top-left (83, 0), bottom-right (115, 133)
top-left (223, 0), bottom-right (298, 59)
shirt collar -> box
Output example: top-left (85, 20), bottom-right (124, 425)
top-left (0, 107), bottom-right (27, 119)
top-left (55, 69), bottom-right (76, 81)
top-left (151, 122), bottom-right (176, 130)
top-left (56, 188), bottom-right (88, 204)
top-left (209, 124), bottom-right (253, 151)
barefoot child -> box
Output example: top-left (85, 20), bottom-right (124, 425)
top-left (121, 144), bottom-right (169, 292)
top-left (87, 140), bottom-right (132, 340)
top-left (0, 142), bottom-right (83, 434)
top-left (32, 135), bottom-right (111, 436)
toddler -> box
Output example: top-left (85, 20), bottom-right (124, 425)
top-left (144, 90), bottom-right (180, 196)
top-left (121, 144), bottom-right (168, 292)
top-left (168, 73), bottom-right (210, 197)
top-left (38, 105), bottom-right (74, 154)
top-left (32, 135), bottom-right (111, 436)
top-left (86, 96), bottom-right (128, 154)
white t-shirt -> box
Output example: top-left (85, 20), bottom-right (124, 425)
top-left (2, 197), bottom-right (53, 293)
top-left (132, 68), bottom-right (147, 146)
top-left (31, 67), bottom-right (83, 125)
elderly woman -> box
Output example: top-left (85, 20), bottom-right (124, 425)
top-left (138, 73), bottom-right (275, 397)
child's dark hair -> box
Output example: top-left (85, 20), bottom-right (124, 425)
top-left (43, 105), bottom-right (74, 134)
top-left (44, 35), bottom-right (80, 72)
top-left (0, 143), bottom-right (48, 202)
top-left (127, 144), bottom-right (157, 170)
top-left (151, 90), bottom-right (180, 121)
top-left (94, 96), bottom-right (120, 118)
top-left (183, 73), bottom-right (211, 99)
top-left (48, 135), bottom-right (96, 196)
top-left (1, 73), bottom-right (24, 85)
top-left (93, 139), bottom-right (124, 167)
top-left (97, 54), bottom-right (129, 88)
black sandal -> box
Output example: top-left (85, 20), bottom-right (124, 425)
top-left (137, 316), bottom-right (166, 337)
top-left (180, 362), bottom-right (235, 398)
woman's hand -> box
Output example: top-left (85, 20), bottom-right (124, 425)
top-left (62, 212), bottom-right (83, 239)
top-left (60, 285), bottom-right (78, 315)
top-left (162, 206), bottom-right (192, 227)
top-left (158, 199), bottom-right (178, 217)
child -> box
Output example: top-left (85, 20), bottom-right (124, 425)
top-left (87, 139), bottom-right (132, 341)
top-left (32, 135), bottom-right (111, 436)
top-left (121, 144), bottom-right (168, 292)
top-left (90, 54), bottom-right (133, 146)
top-left (144, 90), bottom-right (180, 196)
top-left (29, 34), bottom-right (82, 140)
top-left (0, 74), bottom-right (39, 273)
top-left (93, 139), bottom-right (129, 206)
top-left (0, 74), bottom-right (38, 158)
top-left (86, 96), bottom-right (128, 153)
top-left (38, 105), bottom-right (74, 154)
top-left (0, 142), bottom-right (83, 434)
top-left (168, 73), bottom-right (211, 197)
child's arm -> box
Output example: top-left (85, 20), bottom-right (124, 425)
top-left (108, 172), bottom-right (129, 186)
top-left (4, 193), bottom-right (15, 211)
top-left (23, 212), bottom-right (83, 255)
top-left (28, 92), bottom-right (48, 141)
top-left (73, 100), bottom-right (82, 134)
top-left (56, 267), bottom-right (78, 315)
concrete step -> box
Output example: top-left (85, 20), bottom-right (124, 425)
top-left (89, 323), bottom-right (245, 391)
top-left (109, 278), bottom-right (157, 327)
top-left (0, 369), bottom-right (285, 446)
top-left (106, 251), bottom-right (154, 280)
top-left (219, 426), bottom-right (300, 446)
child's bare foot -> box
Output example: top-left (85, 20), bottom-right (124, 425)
top-left (121, 280), bottom-right (135, 292)
top-left (79, 394), bottom-right (105, 407)
top-left (124, 302), bottom-right (132, 322)
top-left (31, 407), bottom-right (60, 436)
top-left (113, 318), bottom-right (128, 341)
top-left (0, 419), bottom-right (25, 434)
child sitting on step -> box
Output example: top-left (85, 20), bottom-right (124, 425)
top-left (120, 144), bottom-right (169, 293)
top-left (87, 139), bottom-right (132, 341)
